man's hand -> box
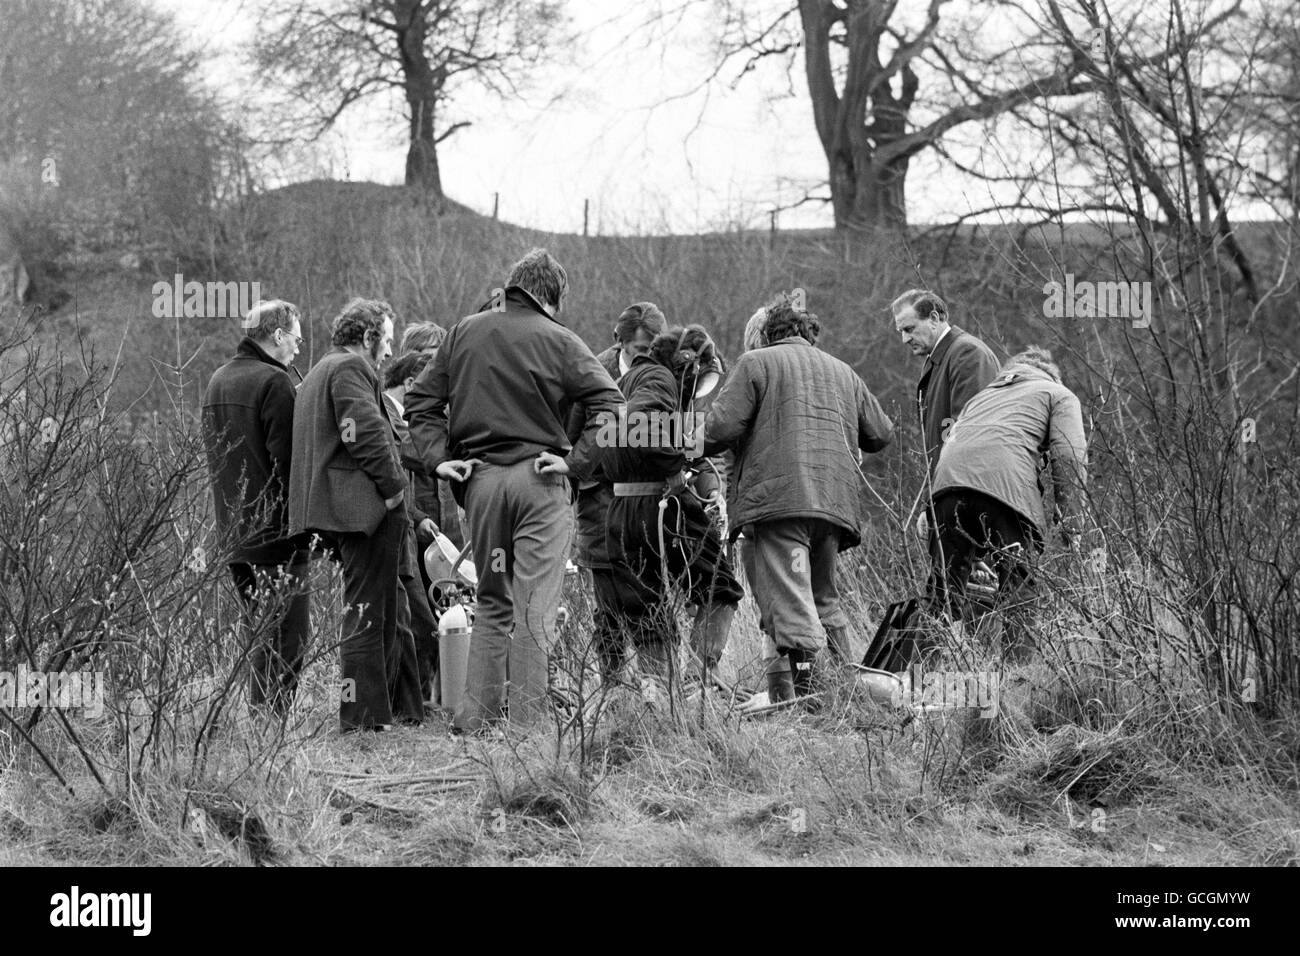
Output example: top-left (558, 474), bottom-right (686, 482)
top-left (384, 493), bottom-right (404, 511)
top-left (916, 510), bottom-right (929, 540)
top-left (666, 471), bottom-right (687, 496)
top-left (417, 517), bottom-right (439, 540)
top-left (534, 451), bottom-right (570, 476)
top-left (437, 458), bottom-right (482, 482)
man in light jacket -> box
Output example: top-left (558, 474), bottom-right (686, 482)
top-left (930, 346), bottom-right (1088, 660)
top-left (703, 294), bottom-right (894, 697)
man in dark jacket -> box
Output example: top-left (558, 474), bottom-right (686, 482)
top-left (382, 350), bottom-right (442, 704)
top-left (891, 289), bottom-right (1000, 538)
top-left (704, 294), bottom-right (894, 696)
top-left (289, 298), bottom-right (422, 732)
top-left (564, 302), bottom-right (665, 682)
top-left (202, 299), bottom-right (310, 713)
top-left (602, 324), bottom-right (744, 696)
top-left (399, 321), bottom-right (463, 548)
top-left (405, 248), bottom-right (623, 734)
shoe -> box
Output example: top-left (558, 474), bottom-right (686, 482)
top-left (786, 648), bottom-right (815, 698)
top-left (766, 655), bottom-right (795, 703)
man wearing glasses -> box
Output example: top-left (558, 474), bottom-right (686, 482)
top-left (202, 299), bottom-right (311, 714)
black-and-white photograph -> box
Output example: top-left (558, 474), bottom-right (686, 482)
top-left (0, 0), bottom-right (1293, 893)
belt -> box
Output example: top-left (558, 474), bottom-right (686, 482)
top-left (613, 481), bottom-right (667, 497)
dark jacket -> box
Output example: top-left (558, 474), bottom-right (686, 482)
top-left (567, 345), bottom-right (621, 569)
top-left (382, 392), bottom-right (435, 527)
top-left (404, 286), bottom-right (622, 482)
top-left (933, 363), bottom-right (1087, 534)
top-left (917, 326), bottom-right (1000, 475)
top-left (201, 337), bottom-right (298, 565)
top-left (601, 357), bottom-right (687, 483)
top-left (702, 336), bottom-right (894, 549)
top-left (289, 347), bottom-right (406, 538)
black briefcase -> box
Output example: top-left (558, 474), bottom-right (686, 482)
top-left (861, 598), bottom-right (926, 672)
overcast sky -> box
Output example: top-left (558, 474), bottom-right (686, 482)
top-left (157, 0), bottom-right (1030, 235)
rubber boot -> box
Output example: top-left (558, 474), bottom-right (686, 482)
top-left (786, 647), bottom-right (815, 698)
top-left (766, 655), bottom-right (795, 703)
top-left (825, 624), bottom-right (852, 664)
top-left (690, 602), bottom-right (736, 675)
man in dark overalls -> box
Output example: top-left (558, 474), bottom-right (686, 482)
top-left (602, 324), bottom-right (744, 697)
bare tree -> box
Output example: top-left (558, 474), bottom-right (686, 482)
top-left (254, 0), bottom-right (567, 199)
top-left (705, 0), bottom-right (1242, 233)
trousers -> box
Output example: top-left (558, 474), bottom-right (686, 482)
top-left (456, 460), bottom-right (573, 733)
top-left (333, 507), bottom-right (424, 730)
top-left (750, 517), bottom-right (849, 652)
top-left (229, 553), bottom-right (311, 713)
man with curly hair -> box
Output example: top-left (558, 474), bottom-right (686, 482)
top-left (290, 298), bottom-right (423, 732)
top-left (704, 294), bottom-right (894, 699)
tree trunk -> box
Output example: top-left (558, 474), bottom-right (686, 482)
top-left (394, 0), bottom-right (444, 198)
top-left (800, 0), bottom-right (914, 232)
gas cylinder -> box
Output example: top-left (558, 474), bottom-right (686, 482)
top-left (437, 602), bottom-right (473, 714)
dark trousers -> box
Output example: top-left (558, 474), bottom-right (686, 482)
top-left (334, 508), bottom-right (424, 730)
top-left (606, 493), bottom-right (743, 650)
top-left (229, 555), bottom-right (310, 713)
top-left (398, 520), bottom-right (439, 702)
top-left (929, 489), bottom-right (1041, 659)
top-left (587, 566), bottom-right (625, 679)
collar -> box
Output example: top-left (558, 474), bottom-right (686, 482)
top-left (619, 351), bottom-right (632, 376)
top-left (505, 285), bottom-right (562, 324)
top-left (924, 325), bottom-right (962, 369)
top-left (770, 335), bottom-right (813, 349)
top-left (384, 391), bottom-right (404, 416)
top-left (236, 336), bottom-right (288, 370)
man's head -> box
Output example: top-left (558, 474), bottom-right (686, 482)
top-left (762, 292), bottom-right (821, 346)
top-left (244, 299), bottom-right (302, 366)
top-left (614, 302), bottom-right (666, 365)
top-left (332, 298), bottom-right (395, 368)
top-left (383, 350), bottom-right (431, 398)
top-left (1006, 345), bottom-right (1062, 383)
top-left (891, 289), bottom-right (950, 357)
top-left (401, 321), bottom-right (446, 358)
top-left (507, 247), bottom-right (568, 314)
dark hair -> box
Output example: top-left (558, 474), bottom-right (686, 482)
top-left (243, 299), bottom-right (300, 343)
top-left (891, 288), bottom-right (949, 324)
top-left (384, 351), bottom-right (431, 389)
top-left (507, 247), bottom-right (568, 308)
top-left (401, 321), bottom-right (446, 354)
top-left (614, 302), bottom-right (667, 343)
top-left (762, 292), bottom-right (821, 345)
top-left (649, 324), bottom-right (717, 401)
top-left (331, 298), bottom-right (394, 348)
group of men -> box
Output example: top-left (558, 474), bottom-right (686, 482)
top-left (202, 246), bottom-right (1088, 735)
